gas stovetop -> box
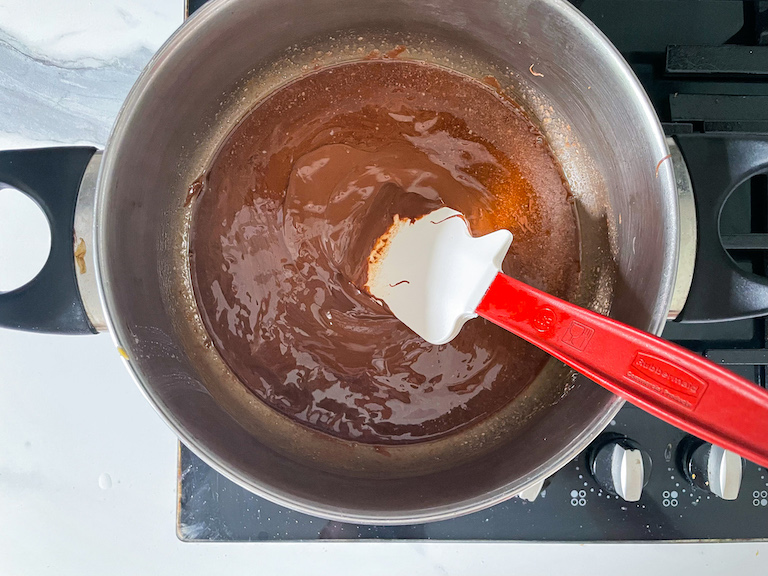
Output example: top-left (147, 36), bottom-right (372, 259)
top-left (178, 0), bottom-right (768, 541)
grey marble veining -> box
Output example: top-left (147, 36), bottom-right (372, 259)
top-left (0, 32), bottom-right (155, 147)
top-left (0, 0), bottom-right (181, 149)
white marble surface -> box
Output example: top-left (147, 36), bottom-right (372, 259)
top-left (1, 1), bottom-right (767, 574)
top-left (0, 0), bottom-right (180, 148)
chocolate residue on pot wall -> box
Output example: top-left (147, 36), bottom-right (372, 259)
top-left (189, 60), bottom-right (581, 444)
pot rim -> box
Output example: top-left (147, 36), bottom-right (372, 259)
top-left (93, 0), bottom-right (677, 524)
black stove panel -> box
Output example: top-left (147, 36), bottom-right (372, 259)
top-left (178, 0), bottom-right (768, 541)
top-left (178, 408), bottom-right (768, 541)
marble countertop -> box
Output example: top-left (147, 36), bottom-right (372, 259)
top-left (0, 1), bottom-right (766, 574)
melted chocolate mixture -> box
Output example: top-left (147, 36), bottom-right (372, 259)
top-left (189, 61), bottom-right (580, 444)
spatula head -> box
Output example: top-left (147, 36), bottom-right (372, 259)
top-left (365, 207), bottom-right (513, 344)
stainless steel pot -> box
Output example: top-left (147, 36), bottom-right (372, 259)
top-left (0, 0), bottom-right (692, 523)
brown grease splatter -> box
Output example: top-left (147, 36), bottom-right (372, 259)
top-left (385, 45), bottom-right (407, 59)
top-left (74, 238), bottom-right (87, 274)
top-left (481, 75), bottom-right (502, 90)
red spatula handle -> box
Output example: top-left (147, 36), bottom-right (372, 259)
top-left (476, 272), bottom-right (768, 467)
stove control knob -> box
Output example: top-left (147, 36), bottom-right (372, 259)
top-left (681, 440), bottom-right (742, 500)
top-left (590, 438), bottom-right (650, 502)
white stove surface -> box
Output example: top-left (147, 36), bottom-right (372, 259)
top-left (0, 1), bottom-right (766, 573)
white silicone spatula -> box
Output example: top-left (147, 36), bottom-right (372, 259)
top-left (365, 207), bottom-right (768, 467)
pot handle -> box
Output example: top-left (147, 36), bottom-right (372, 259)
top-left (0, 147), bottom-right (98, 334)
top-left (674, 134), bottom-right (768, 323)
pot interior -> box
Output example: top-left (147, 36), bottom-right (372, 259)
top-left (96, 0), bottom-right (677, 523)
